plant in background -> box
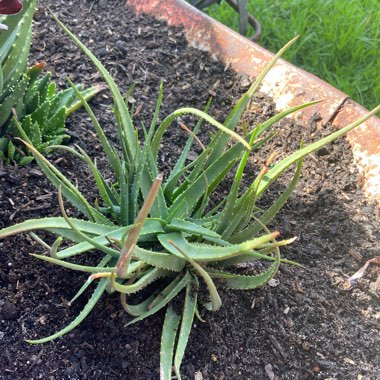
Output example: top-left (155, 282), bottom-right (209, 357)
top-left (3, 62), bottom-right (105, 165)
top-left (204, 0), bottom-right (380, 110)
top-left (1, 15), bottom-right (379, 380)
top-left (0, 0), bottom-right (103, 166)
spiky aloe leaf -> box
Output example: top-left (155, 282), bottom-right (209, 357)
top-left (52, 12), bottom-right (137, 163)
top-left (30, 253), bottom-right (116, 274)
top-left (164, 99), bottom-right (211, 199)
top-left (0, 73), bottom-right (28, 126)
top-left (46, 107), bottom-right (66, 135)
top-left (49, 236), bottom-right (63, 258)
top-left (24, 62), bottom-right (46, 103)
top-left (0, 217), bottom-right (116, 240)
top-left (216, 102), bottom-right (318, 235)
top-left (26, 277), bottom-right (108, 344)
top-left (126, 272), bottom-right (191, 326)
top-left (111, 268), bottom-right (175, 294)
top-left (152, 107), bottom-right (251, 158)
top-left (149, 80), bottom-right (164, 136)
top-left (56, 188), bottom-right (121, 258)
top-left (69, 255), bottom-right (114, 305)
top-left (217, 219), bottom-right (282, 289)
top-left (65, 144), bottom-right (116, 210)
top-left (165, 219), bottom-right (221, 238)
top-left (1, 0), bottom-right (36, 92)
top-left (65, 84), bottom-right (106, 115)
top-left (167, 141), bottom-right (241, 219)
top-left (254, 105), bottom-right (380, 199)
top-left (202, 36), bottom-right (299, 170)
top-left (159, 231), bottom-right (280, 262)
top-left (7, 138), bottom-right (15, 160)
top-left (215, 125), bottom-right (259, 235)
top-left (20, 140), bottom-right (110, 224)
top-left (0, 1), bottom-right (103, 165)
top-left (65, 77), bottom-right (122, 179)
top-left (0, 27), bottom-right (18, 66)
top-left (17, 155), bottom-right (34, 166)
top-left (212, 246), bottom-right (299, 268)
top-left (174, 276), bottom-right (198, 379)
top-left (168, 240), bottom-right (222, 311)
top-left (0, 66), bottom-right (3, 95)
top-left (130, 127), bottom-right (165, 221)
top-left (160, 306), bottom-right (181, 380)
top-left (34, 72), bottom-right (52, 105)
top-left (43, 221), bottom-right (164, 259)
top-left (121, 291), bottom-right (159, 317)
top-left (230, 156), bottom-right (303, 243)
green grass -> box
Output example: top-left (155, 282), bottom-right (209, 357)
top-left (204, 0), bottom-right (379, 110)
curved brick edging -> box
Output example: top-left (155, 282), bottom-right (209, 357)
top-left (127, 0), bottom-right (380, 204)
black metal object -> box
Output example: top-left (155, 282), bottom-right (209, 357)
top-left (190, 0), bottom-right (261, 41)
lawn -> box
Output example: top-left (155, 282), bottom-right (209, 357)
top-left (204, 0), bottom-right (379, 110)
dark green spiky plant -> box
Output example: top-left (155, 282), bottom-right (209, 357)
top-left (0, 14), bottom-right (379, 379)
top-left (0, 0), bottom-right (103, 165)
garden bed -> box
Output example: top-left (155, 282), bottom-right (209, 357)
top-left (0, 1), bottom-right (379, 379)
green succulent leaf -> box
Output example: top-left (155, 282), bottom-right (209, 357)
top-left (30, 253), bottom-right (116, 274)
top-left (174, 276), bottom-right (198, 379)
top-left (52, 12), bottom-right (137, 163)
top-left (168, 239), bottom-right (222, 311)
top-left (121, 291), bottom-right (159, 317)
top-left (159, 231), bottom-right (280, 262)
top-left (0, 216), bottom-right (116, 240)
top-left (0, 73), bottom-right (28, 126)
top-left (126, 271), bottom-right (192, 326)
top-left (165, 219), bottom-right (221, 238)
top-left (231, 156), bottom-right (303, 243)
top-left (112, 267), bottom-right (176, 294)
top-left (26, 277), bottom-right (108, 344)
top-left (207, 245), bottom-right (281, 289)
top-left (255, 105), bottom-right (380, 199)
top-left (160, 306), bottom-right (181, 380)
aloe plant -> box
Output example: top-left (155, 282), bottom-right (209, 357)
top-left (0, 0), bottom-right (103, 165)
top-left (1, 14), bottom-right (379, 379)
top-left (2, 62), bottom-right (105, 165)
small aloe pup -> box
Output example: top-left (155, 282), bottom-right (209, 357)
top-left (1, 13), bottom-right (379, 379)
top-left (0, 0), bottom-right (104, 165)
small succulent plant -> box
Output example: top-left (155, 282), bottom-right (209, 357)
top-left (2, 61), bottom-right (104, 165)
top-left (0, 13), bottom-right (379, 380)
top-left (0, 0), bottom-right (103, 165)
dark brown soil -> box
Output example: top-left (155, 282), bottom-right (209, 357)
top-left (0, 1), bottom-right (379, 379)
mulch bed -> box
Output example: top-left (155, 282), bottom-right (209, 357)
top-left (0, 1), bottom-right (379, 379)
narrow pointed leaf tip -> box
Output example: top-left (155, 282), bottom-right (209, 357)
top-left (168, 240), bottom-right (222, 312)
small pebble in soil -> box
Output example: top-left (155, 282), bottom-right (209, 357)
top-left (316, 146), bottom-right (330, 156)
top-left (268, 279), bottom-right (280, 287)
top-left (265, 363), bottom-right (275, 380)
